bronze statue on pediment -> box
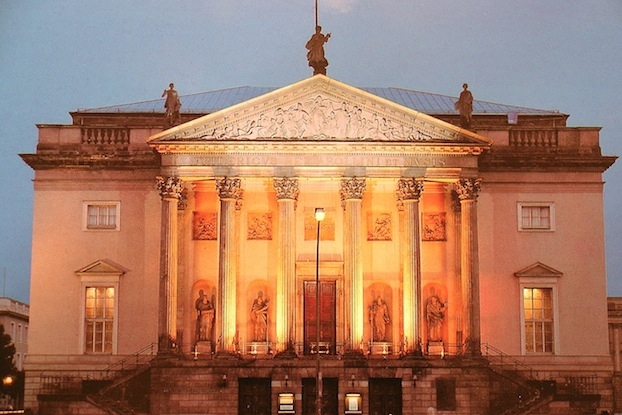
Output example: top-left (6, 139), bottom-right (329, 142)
top-left (306, 26), bottom-right (331, 75)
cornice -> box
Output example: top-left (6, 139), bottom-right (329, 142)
top-left (20, 153), bottom-right (161, 171)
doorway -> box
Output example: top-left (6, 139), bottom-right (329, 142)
top-left (304, 280), bottom-right (336, 354)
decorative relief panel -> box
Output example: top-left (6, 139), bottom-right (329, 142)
top-left (422, 212), bottom-right (447, 242)
top-left (247, 213), bottom-right (273, 240)
top-left (367, 212), bottom-right (392, 241)
top-left (193, 212), bottom-right (217, 240)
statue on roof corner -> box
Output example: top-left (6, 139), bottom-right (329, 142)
top-left (306, 25), bottom-right (331, 76)
top-left (162, 83), bottom-right (182, 127)
top-left (454, 83), bottom-right (473, 129)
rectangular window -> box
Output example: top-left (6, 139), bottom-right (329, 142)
top-left (518, 203), bottom-right (554, 231)
top-left (84, 202), bottom-right (120, 230)
top-left (523, 288), bottom-right (554, 353)
top-left (85, 286), bottom-right (115, 354)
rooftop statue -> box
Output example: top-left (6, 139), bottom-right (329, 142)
top-left (162, 83), bottom-right (182, 127)
top-left (306, 25), bottom-right (331, 76)
top-left (454, 83), bottom-right (473, 129)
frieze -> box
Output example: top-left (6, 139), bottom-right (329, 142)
top-left (169, 153), bottom-right (466, 169)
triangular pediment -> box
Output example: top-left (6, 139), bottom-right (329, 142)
top-left (514, 262), bottom-right (563, 279)
top-left (147, 75), bottom-right (491, 148)
top-left (75, 259), bottom-right (127, 277)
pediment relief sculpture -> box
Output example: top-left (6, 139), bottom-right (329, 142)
top-left (149, 76), bottom-right (491, 148)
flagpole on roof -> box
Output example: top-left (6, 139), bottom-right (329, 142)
top-left (315, 0), bottom-right (318, 27)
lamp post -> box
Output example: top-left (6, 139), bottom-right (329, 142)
top-left (314, 207), bottom-right (325, 415)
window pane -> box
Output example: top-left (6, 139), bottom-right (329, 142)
top-left (85, 286), bottom-right (115, 353)
top-left (523, 287), bottom-right (553, 353)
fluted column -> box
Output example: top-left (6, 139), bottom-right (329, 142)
top-left (156, 176), bottom-right (184, 352)
top-left (396, 178), bottom-right (424, 354)
top-left (454, 178), bottom-right (482, 356)
top-left (273, 178), bottom-right (299, 353)
top-left (340, 177), bottom-right (366, 352)
top-left (216, 177), bottom-right (242, 353)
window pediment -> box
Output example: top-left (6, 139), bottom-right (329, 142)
top-left (76, 259), bottom-right (127, 279)
top-left (514, 262), bottom-right (562, 279)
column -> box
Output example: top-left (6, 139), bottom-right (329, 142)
top-left (454, 178), bottom-right (482, 356)
top-left (396, 178), bottom-right (424, 354)
top-left (340, 177), bottom-right (366, 352)
top-left (273, 178), bottom-right (299, 353)
top-left (156, 176), bottom-right (184, 352)
top-left (176, 187), bottom-right (188, 351)
top-left (216, 177), bottom-right (242, 353)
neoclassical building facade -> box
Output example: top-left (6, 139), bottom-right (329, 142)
top-left (21, 75), bottom-right (616, 414)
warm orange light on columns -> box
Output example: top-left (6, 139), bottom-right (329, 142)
top-left (397, 178), bottom-right (424, 354)
top-left (216, 177), bottom-right (242, 353)
top-left (156, 176), bottom-right (183, 351)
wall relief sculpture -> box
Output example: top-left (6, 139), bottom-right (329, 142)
top-left (247, 212), bottom-right (272, 240)
top-left (193, 212), bottom-right (217, 240)
top-left (422, 212), bottom-right (447, 241)
top-left (367, 212), bottom-right (392, 241)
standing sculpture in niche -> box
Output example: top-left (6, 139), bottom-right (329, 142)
top-left (195, 290), bottom-right (215, 342)
top-left (426, 288), bottom-right (447, 342)
top-left (306, 25), bottom-right (331, 75)
top-left (369, 296), bottom-right (390, 342)
top-left (250, 291), bottom-right (269, 342)
top-left (454, 83), bottom-right (473, 129)
top-left (162, 83), bottom-right (182, 127)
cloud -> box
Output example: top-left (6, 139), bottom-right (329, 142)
top-left (324, 0), bottom-right (358, 13)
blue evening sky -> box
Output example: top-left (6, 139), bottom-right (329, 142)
top-left (1, 1), bottom-right (621, 303)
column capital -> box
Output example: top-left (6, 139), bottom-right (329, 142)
top-left (216, 177), bottom-right (243, 200)
top-left (396, 178), bottom-right (424, 202)
top-left (273, 177), bottom-right (300, 201)
top-left (454, 178), bottom-right (482, 201)
top-left (157, 176), bottom-right (184, 200)
top-left (340, 177), bottom-right (366, 202)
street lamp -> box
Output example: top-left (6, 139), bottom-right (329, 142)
top-left (314, 207), bottom-right (325, 415)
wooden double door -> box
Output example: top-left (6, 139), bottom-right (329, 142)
top-left (304, 280), bottom-right (336, 354)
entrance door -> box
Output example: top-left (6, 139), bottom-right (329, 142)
top-left (369, 378), bottom-right (402, 415)
top-left (304, 280), bottom-right (336, 354)
top-left (302, 377), bottom-right (338, 415)
top-left (239, 378), bottom-right (271, 415)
